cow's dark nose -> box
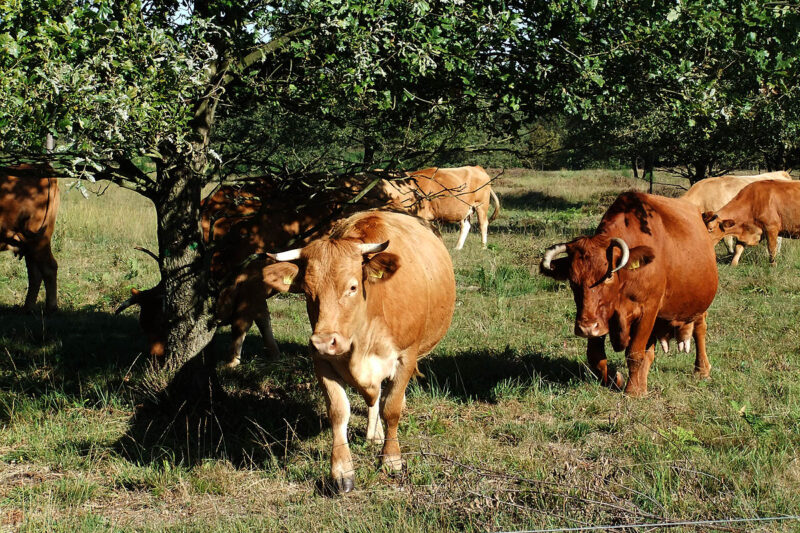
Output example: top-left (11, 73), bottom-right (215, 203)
top-left (311, 332), bottom-right (351, 356)
top-left (575, 321), bottom-right (605, 338)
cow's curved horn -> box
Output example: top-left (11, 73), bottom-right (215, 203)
top-left (268, 248), bottom-right (303, 262)
top-left (542, 243), bottom-right (567, 271)
top-left (134, 246), bottom-right (159, 262)
top-left (115, 297), bottom-right (137, 315)
top-left (610, 238), bottom-right (630, 273)
top-left (359, 241), bottom-right (389, 254)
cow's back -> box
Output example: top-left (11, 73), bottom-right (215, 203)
top-left (0, 165), bottom-right (60, 253)
top-left (683, 173), bottom-right (791, 213)
top-left (723, 180), bottom-right (800, 234)
top-left (598, 192), bottom-right (717, 320)
top-left (335, 210), bottom-right (456, 355)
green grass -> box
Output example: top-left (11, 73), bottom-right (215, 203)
top-left (1, 169), bottom-right (799, 531)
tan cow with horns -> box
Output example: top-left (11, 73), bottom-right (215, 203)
top-left (259, 210), bottom-right (456, 493)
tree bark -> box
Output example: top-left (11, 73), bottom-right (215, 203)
top-left (154, 164), bottom-right (217, 371)
top-left (689, 158), bottom-right (709, 185)
top-left (631, 156), bottom-right (639, 180)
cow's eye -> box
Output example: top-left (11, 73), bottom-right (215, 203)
top-left (346, 283), bottom-right (358, 296)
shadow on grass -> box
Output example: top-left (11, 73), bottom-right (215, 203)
top-left (0, 304), bottom-right (144, 399)
top-left (115, 341), bottom-right (325, 469)
top-left (500, 190), bottom-right (583, 212)
top-left (416, 347), bottom-right (592, 403)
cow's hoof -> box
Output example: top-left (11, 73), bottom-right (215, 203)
top-left (381, 455), bottom-right (404, 476)
top-left (223, 357), bottom-right (241, 369)
top-left (693, 368), bottom-right (711, 379)
top-left (335, 476), bottom-right (355, 494)
top-left (624, 385), bottom-right (648, 397)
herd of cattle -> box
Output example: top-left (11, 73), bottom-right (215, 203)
top-left (0, 164), bottom-right (794, 492)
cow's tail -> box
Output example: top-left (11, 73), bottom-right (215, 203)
top-left (488, 188), bottom-right (501, 223)
top-left (413, 363), bottom-right (425, 379)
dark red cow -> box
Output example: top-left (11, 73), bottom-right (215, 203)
top-left (540, 192), bottom-right (718, 396)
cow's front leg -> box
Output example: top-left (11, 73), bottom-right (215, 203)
top-left (22, 254), bottom-right (43, 312)
top-left (254, 302), bottom-right (281, 360)
top-left (379, 358), bottom-right (416, 474)
top-left (624, 312), bottom-right (657, 397)
top-left (586, 336), bottom-right (622, 389)
top-left (730, 243), bottom-right (745, 266)
top-left (766, 228), bottom-right (780, 265)
top-left (314, 358), bottom-right (354, 493)
top-left (225, 317), bottom-right (252, 368)
top-left (692, 312), bottom-right (711, 378)
top-left (365, 385), bottom-right (384, 444)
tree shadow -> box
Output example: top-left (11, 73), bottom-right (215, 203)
top-left (499, 190), bottom-right (583, 212)
top-left (114, 341), bottom-right (325, 468)
top-left (416, 347), bottom-right (595, 403)
top-left (0, 304), bottom-right (144, 402)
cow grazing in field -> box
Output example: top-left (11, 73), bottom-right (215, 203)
top-left (259, 210), bottom-right (456, 492)
top-left (117, 180), bottom-right (398, 365)
top-left (682, 171), bottom-right (791, 262)
top-left (0, 164), bottom-right (60, 312)
top-left (540, 192), bottom-right (718, 396)
top-left (382, 166), bottom-right (500, 249)
top-left (703, 179), bottom-right (800, 266)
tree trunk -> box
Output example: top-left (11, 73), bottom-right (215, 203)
top-left (643, 153), bottom-right (655, 193)
top-left (631, 156), bottom-right (639, 179)
top-left (154, 165), bottom-right (217, 371)
top-left (689, 158), bottom-right (709, 185)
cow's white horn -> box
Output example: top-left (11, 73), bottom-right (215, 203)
top-left (610, 238), bottom-right (630, 273)
top-left (542, 243), bottom-right (567, 271)
top-left (269, 248), bottom-right (303, 261)
top-left (359, 241), bottom-right (389, 254)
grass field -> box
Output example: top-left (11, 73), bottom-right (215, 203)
top-left (1, 170), bottom-right (799, 532)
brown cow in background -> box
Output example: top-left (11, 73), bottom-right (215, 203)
top-left (540, 192), bottom-right (718, 396)
top-left (382, 166), bottom-right (500, 249)
top-left (117, 178), bottom-right (398, 365)
top-left (682, 171), bottom-right (791, 263)
top-left (704, 179), bottom-right (800, 266)
top-left (259, 210), bottom-right (456, 492)
top-left (0, 164), bottom-right (60, 312)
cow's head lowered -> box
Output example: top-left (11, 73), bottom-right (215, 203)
top-left (540, 236), bottom-right (655, 339)
top-left (702, 212), bottom-right (761, 246)
top-left (260, 239), bottom-right (400, 357)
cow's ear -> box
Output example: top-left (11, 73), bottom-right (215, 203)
top-left (364, 252), bottom-right (400, 283)
top-left (540, 256), bottom-right (570, 281)
top-left (624, 246), bottom-right (655, 271)
top-left (702, 211), bottom-right (717, 224)
top-left (720, 219), bottom-right (736, 231)
top-left (262, 262), bottom-right (302, 293)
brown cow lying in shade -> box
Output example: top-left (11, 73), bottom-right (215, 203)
top-left (0, 164), bottom-right (60, 312)
top-left (683, 171), bottom-right (791, 263)
top-left (540, 192), bottom-right (718, 396)
top-left (703, 179), bottom-right (800, 266)
top-left (258, 210), bottom-right (456, 493)
top-left (381, 166), bottom-right (500, 249)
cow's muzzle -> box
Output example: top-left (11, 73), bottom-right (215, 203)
top-left (310, 332), bottom-right (352, 356)
top-left (575, 320), bottom-right (608, 338)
